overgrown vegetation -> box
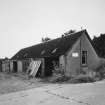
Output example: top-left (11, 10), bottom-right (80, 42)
top-left (48, 58), bottom-right (105, 83)
top-left (46, 73), bottom-right (95, 83)
top-left (67, 75), bottom-right (95, 83)
top-left (94, 59), bottom-right (105, 80)
top-left (92, 34), bottom-right (105, 58)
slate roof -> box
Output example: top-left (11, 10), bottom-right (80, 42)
top-left (11, 30), bottom-right (88, 60)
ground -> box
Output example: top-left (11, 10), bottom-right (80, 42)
top-left (0, 72), bottom-right (47, 94)
top-left (0, 72), bottom-right (105, 105)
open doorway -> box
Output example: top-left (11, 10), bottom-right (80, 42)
top-left (13, 61), bottom-right (17, 72)
top-left (44, 57), bottom-right (59, 77)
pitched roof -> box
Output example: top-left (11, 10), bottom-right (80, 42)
top-left (11, 30), bottom-right (88, 60)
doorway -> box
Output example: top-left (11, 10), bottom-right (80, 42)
top-left (13, 61), bottom-right (18, 72)
top-left (44, 57), bottom-right (59, 77)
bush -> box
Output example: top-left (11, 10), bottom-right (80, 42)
top-left (68, 74), bottom-right (95, 83)
top-left (52, 76), bottom-right (70, 83)
top-left (48, 74), bottom-right (70, 83)
top-left (94, 58), bottom-right (105, 80)
top-left (49, 74), bottom-right (95, 83)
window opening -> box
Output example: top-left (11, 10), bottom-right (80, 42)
top-left (82, 51), bottom-right (87, 65)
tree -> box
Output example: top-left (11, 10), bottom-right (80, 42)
top-left (92, 34), bottom-right (105, 58)
top-left (41, 37), bottom-right (51, 42)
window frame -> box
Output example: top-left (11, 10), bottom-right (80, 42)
top-left (81, 50), bottom-right (87, 66)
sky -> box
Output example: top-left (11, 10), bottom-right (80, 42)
top-left (0, 0), bottom-right (105, 58)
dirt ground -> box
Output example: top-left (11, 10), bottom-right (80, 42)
top-left (0, 72), bottom-right (48, 95)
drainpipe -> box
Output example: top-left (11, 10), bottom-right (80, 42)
top-left (80, 36), bottom-right (82, 71)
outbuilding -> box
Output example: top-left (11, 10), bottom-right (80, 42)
top-left (11, 30), bottom-right (100, 77)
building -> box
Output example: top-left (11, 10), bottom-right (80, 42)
top-left (0, 59), bottom-right (2, 72)
top-left (11, 30), bottom-right (100, 77)
top-left (1, 58), bottom-right (10, 72)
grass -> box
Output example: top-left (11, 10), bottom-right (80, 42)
top-left (0, 72), bottom-right (47, 95)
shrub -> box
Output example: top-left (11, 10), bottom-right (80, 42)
top-left (50, 74), bottom-right (95, 83)
top-left (52, 76), bottom-right (70, 83)
top-left (68, 74), bottom-right (95, 83)
top-left (94, 58), bottom-right (105, 80)
top-left (49, 74), bottom-right (70, 83)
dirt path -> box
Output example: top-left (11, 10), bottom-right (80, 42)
top-left (0, 80), bottom-right (105, 105)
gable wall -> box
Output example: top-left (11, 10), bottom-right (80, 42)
top-left (65, 32), bottom-right (100, 77)
top-left (81, 33), bottom-right (100, 69)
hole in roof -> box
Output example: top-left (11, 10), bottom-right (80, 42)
top-left (24, 53), bottom-right (28, 57)
top-left (17, 55), bottom-right (19, 58)
top-left (41, 50), bottom-right (45, 55)
top-left (52, 48), bottom-right (58, 53)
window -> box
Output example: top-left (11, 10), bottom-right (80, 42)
top-left (82, 51), bottom-right (87, 65)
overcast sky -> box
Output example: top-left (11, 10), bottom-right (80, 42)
top-left (0, 0), bottom-right (105, 58)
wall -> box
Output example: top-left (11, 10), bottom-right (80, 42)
top-left (2, 60), bottom-right (10, 72)
top-left (65, 39), bottom-right (81, 77)
top-left (17, 61), bottom-right (23, 72)
top-left (10, 61), bottom-right (13, 72)
top-left (59, 55), bottom-right (66, 73)
top-left (10, 58), bottom-right (44, 76)
top-left (65, 32), bottom-right (100, 77)
top-left (10, 60), bottom-right (23, 72)
top-left (2, 62), bottom-right (5, 72)
top-left (81, 33), bottom-right (100, 70)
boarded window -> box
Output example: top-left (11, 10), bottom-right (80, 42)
top-left (82, 51), bottom-right (87, 65)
